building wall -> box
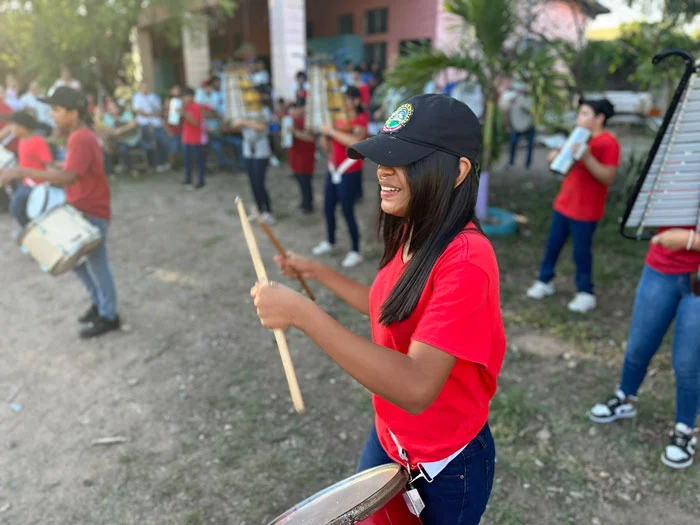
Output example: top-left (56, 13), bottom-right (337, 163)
top-left (305, 0), bottom-right (440, 69)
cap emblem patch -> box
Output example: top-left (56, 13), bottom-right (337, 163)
top-left (383, 103), bottom-right (413, 133)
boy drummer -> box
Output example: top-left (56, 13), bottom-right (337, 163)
top-left (0, 87), bottom-right (121, 339)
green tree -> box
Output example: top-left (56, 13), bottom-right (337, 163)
top-left (0, 0), bottom-right (235, 93)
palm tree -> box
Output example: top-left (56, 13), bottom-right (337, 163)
top-left (384, 0), bottom-right (570, 220)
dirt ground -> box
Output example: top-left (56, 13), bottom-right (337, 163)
top-left (0, 147), bottom-right (698, 524)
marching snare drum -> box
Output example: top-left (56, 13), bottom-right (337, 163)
top-left (549, 126), bottom-right (592, 177)
top-left (26, 183), bottom-right (66, 221)
top-left (268, 464), bottom-right (422, 525)
top-left (18, 204), bottom-right (102, 276)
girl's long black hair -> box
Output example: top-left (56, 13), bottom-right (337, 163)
top-left (378, 150), bottom-right (481, 325)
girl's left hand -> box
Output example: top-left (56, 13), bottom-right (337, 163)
top-left (651, 228), bottom-right (694, 251)
top-left (250, 281), bottom-right (308, 330)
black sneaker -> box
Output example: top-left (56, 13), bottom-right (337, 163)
top-left (80, 316), bottom-right (121, 339)
top-left (194, 183), bottom-right (206, 189)
top-left (78, 304), bottom-right (99, 324)
top-left (661, 423), bottom-right (697, 470)
top-left (589, 389), bottom-right (637, 423)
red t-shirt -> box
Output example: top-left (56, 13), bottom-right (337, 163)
top-left (369, 228), bottom-right (506, 466)
top-left (553, 131), bottom-right (621, 222)
top-left (18, 135), bottom-right (53, 186)
top-left (64, 128), bottom-right (111, 220)
top-left (646, 227), bottom-right (700, 275)
top-left (0, 101), bottom-right (19, 153)
top-left (331, 112), bottom-right (369, 174)
top-left (358, 83), bottom-right (371, 108)
top-left (182, 103), bottom-right (204, 145)
top-left (288, 116), bottom-right (315, 175)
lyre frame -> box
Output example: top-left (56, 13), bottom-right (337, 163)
top-left (620, 49), bottom-right (698, 241)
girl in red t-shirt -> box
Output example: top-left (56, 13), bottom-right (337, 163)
top-left (251, 94), bottom-right (506, 524)
top-left (589, 227), bottom-right (700, 470)
top-left (287, 101), bottom-right (316, 213)
top-left (312, 86), bottom-right (368, 269)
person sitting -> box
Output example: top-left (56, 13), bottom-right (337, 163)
top-left (100, 99), bottom-right (142, 177)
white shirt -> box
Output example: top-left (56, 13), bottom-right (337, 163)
top-left (50, 78), bottom-right (81, 94)
top-left (132, 92), bottom-right (164, 127)
top-left (251, 69), bottom-right (270, 86)
top-left (242, 107), bottom-right (271, 159)
top-left (19, 93), bottom-right (53, 127)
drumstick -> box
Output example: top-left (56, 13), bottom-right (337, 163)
top-left (235, 197), bottom-right (305, 414)
top-left (256, 219), bottom-right (316, 301)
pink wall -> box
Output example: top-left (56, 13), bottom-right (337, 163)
top-left (305, 0), bottom-right (440, 68)
top-left (529, 0), bottom-right (589, 48)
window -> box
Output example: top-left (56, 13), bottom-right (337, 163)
top-left (365, 8), bottom-right (388, 35)
top-left (306, 21), bottom-right (313, 39)
top-left (364, 43), bottom-right (387, 71)
top-left (399, 38), bottom-right (431, 56)
top-left (338, 13), bottom-right (354, 35)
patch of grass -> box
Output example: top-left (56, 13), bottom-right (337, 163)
top-left (490, 387), bottom-right (539, 441)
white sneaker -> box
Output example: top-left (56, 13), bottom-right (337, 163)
top-left (155, 164), bottom-right (170, 173)
top-left (260, 212), bottom-right (276, 225)
top-left (589, 389), bottom-right (638, 423)
top-left (341, 251), bottom-right (363, 268)
top-left (312, 241), bottom-right (334, 256)
top-left (526, 281), bottom-right (555, 299)
top-left (568, 292), bottom-right (596, 313)
top-left (248, 213), bottom-right (258, 222)
top-left (661, 423), bottom-right (697, 470)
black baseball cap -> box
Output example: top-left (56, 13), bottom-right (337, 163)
top-left (348, 94), bottom-right (481, 167)
top-left (0, 110), bottom-right (41, 130)
top-left (39, 86), bottom-right (88, 112)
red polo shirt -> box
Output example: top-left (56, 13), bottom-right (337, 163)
top-left (64, 127), bottom-right (111, 220)
top-left (182, 103), bottom-right (204, 145)
top-left (369, 227), bottom-right (506, 466)
top-left (331, 112), bottom-right (368, 174)
top-left (554, 131), bottom-right (620, 222)
top-left (18, 135), bottom-right (53, 186)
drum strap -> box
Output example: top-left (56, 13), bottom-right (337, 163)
top-left (389, 430), bottom-right (469, 484)
top-left (328, 157), bottom-right (357, 185)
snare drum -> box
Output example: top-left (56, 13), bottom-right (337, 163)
top-left (268, 464), bottom-right (422, 525)
top-left (26, 183), bottom-right (66, 221)
top-left (18, 204), bottom-right (102, 276)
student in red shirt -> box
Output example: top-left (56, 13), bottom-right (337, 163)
top-left (313, 86), bottom-right (369, 268)
top-left (180, 87), bottom-right (206, 189)
top-left (589, 228), bottom-right (700, 470)
top-left (0, 87), bottom-right (120, 339)
top-left (353, 66), bottom-right (372, 108)
top-left (287, 100), bottom-right (316, 213)
top-left (0, 111), bottom-right (53, 226)
top-left (527, 99), bottom-right (620, 313)
top-left (251, 95), bottom-right (506, 524)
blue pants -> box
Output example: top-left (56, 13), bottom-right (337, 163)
top-left (619, 265), bottom-right (700, 428)
top-left (508, 128), bottom-right (535, 169)
top-left (244, 158), bottom-right (271, 213)
top-left (357, 423), bottom-right (495, 525)
top-left (140, 125), bottom-right (170, 167)
top-left (9, 183), bottom-right (32, 227)
top-left (539, 211), bottom-right (598, 294)
top-left (170, 134), bottom-right (182, 156)
top-left (73, 215), bottom-right (118, 321)
top-left (184, 145), bottom-right (206, 186)
top-left (324, 170), bottom-right (361, 252)
top-left (294, 173), bottom-right (313, 212)
top-left (209, 134), bottom-right (243, 169)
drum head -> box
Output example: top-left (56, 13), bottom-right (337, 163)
top-left (268, 464), bottom-right (408, 525)
top-left (26, 184), bottom-right (48, 220)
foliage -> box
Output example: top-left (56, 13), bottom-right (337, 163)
top-left (0, 0), bottom-right (235, 94)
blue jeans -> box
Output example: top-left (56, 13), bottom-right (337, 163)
top-left (73, 215), bottom-right (118, 320)
top-left (539, 211), bottom-right (598, 294)
top-left (170, 134), bottom-right (182, 156)
top-left (508, 128), bottom-right (535, 168)
top-left (184, 144), bottom-right (206, 186)
top-left (209, 134), bottom-right (243, 169)
top-left (357, 423), bottom-right (495, 525)
top-left (140, 125), bottom-right (170, 167)
top-left (324, 170), bottom-right (361, 252)
top-left (619, 265), bottom-right (700, 428)
top-left (9, 183), bottom-right (32, 227)
top-left (244, 158), bottom-right (271, 213)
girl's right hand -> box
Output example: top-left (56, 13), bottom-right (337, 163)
top-left (274, 252), bottom-right (318, 280)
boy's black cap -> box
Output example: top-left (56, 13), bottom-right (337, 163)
top-left (0, 110), bottom-right (41, 130)
top-left (39, 86), bottom-right (88, 112)
top-left (348, 93), bottom-right (481, 167)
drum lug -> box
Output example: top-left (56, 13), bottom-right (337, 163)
top-left (19, 246), bottom-right (28, 255)
top-left (39, 264), bottom-right (49, 273)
